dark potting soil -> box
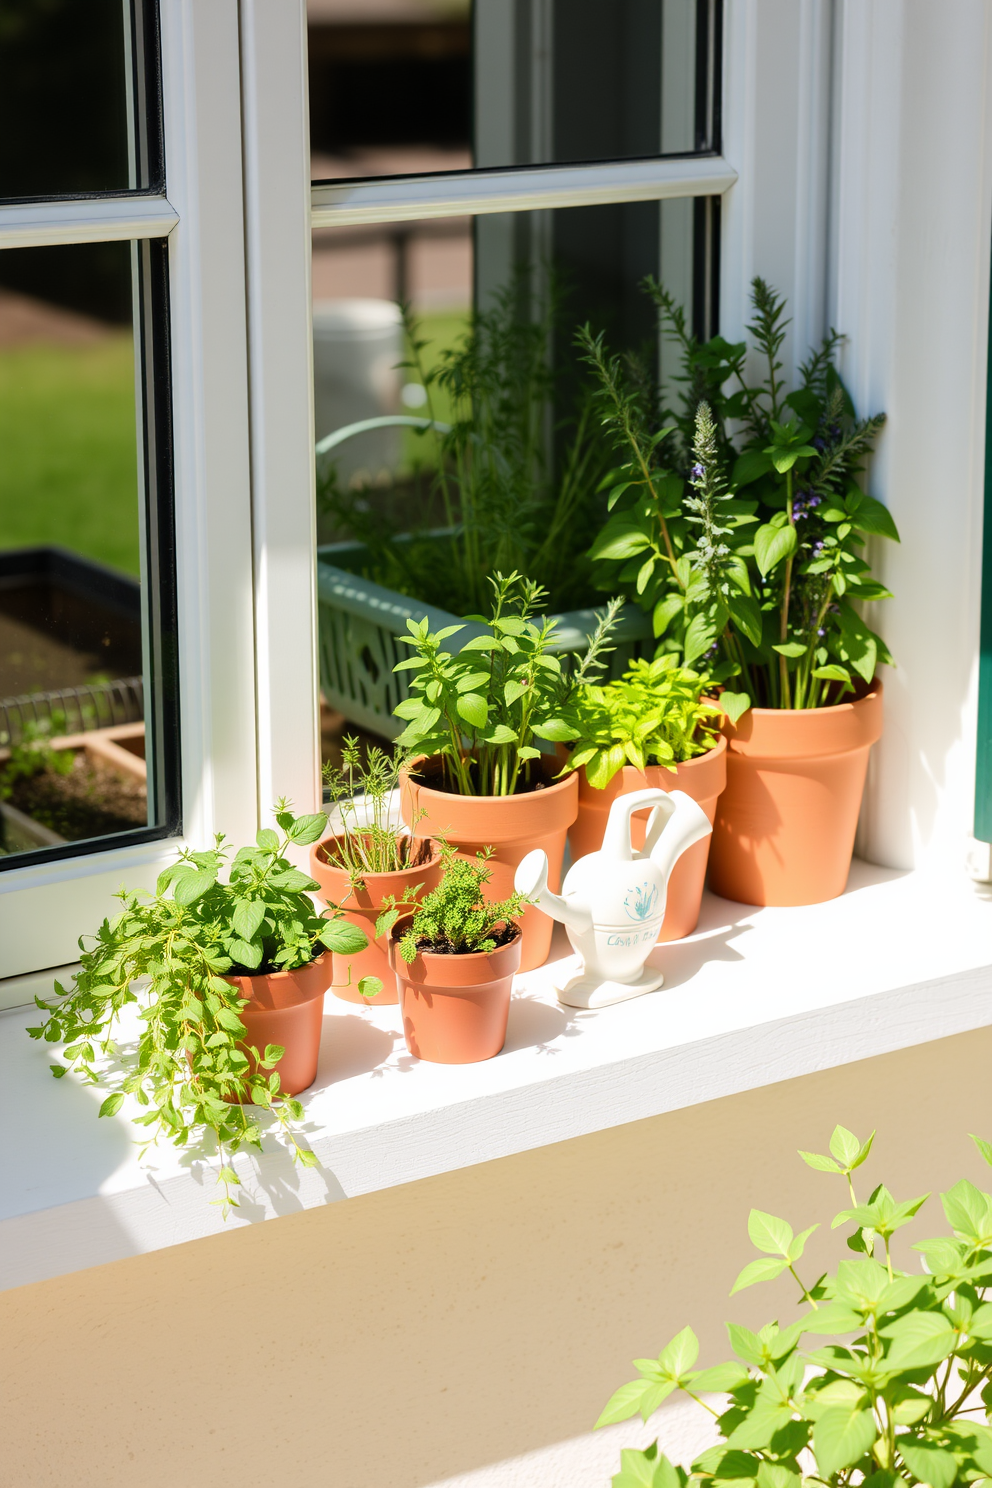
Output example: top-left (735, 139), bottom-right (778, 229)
top-left (412, 755), bottom-right (555, 797)
top-left (405, 922), bottom-right (520, 956)
top-left (7, 753), bottom-right (147, 840)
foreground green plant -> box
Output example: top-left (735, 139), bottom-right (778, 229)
top-left (599, 1126), bottom-right (992, 1488)
top-left (393, 571), bottom-right (620, 797)
top-left (583, 279), bottom-right (899, 717)
top-left (558, 656), bottom-right (722, 789)
top-left (27, 803), bottom-right (369, 1214)
top-left (396, 843), bottom-right (528, 962)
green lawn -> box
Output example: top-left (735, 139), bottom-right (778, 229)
top-left (0, 338), bottom-right (141, 576)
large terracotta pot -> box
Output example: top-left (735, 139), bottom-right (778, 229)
top-left (223, 949), bottom-right (333, 1097)
top-left (566, 736), bottom-right (728, 941)
top-left (399, 757), bottom-right (578, 973)
top-left (309, 835), bottom-right (443, 1004)
top-left (708, 683), bottom-right (884, 907)
top-left (387, 914), bottom-right (522, 1063)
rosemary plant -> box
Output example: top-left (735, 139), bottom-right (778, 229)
top-left (321, 735), bottom-right (432, 887)
top-left (583, 278), bottom-right (898, 718)
top-left (395, 845), bottom-right (528, 962)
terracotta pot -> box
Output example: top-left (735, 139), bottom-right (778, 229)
top-left (387, 915), bottom-right (522, 1063)
top-left (223, 949), bottom-right (333, 1097)
top-left (566, 736), bottom-right (728, 941)
top-left (309, 835), bottom-right (443, 1004)
top-left (708, 683), bottom-right (884, 907)
top-left (399, 757), bottom-right (578, 973)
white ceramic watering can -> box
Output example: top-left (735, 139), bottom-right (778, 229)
top-left (514, 788), bottom-right (712, 1010)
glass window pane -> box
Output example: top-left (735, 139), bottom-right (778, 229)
top-left (312, 197), bottom-right (715, 760)
top-left (309, 0), bottom-right (719, 183)
top-left (0, 0), bottom-right (163, 199)
top-left (0, 238), bottom-right (178, 864)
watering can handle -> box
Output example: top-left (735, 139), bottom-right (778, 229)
top-left (601, 788), bottom-right (674, 861)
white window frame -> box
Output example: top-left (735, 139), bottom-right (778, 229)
top-left (5, 0), bottom-right (991, 997)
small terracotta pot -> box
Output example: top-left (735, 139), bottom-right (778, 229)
top-left (399, 757), bottom-right (578, 973)
top-left (223, 949), bottom-right (333, 1097)
top-left (708, 682), bottom-right (884, 907)
top-left (309, 835), bottom-right (443, 1004)
top-left (387, 915), bottom-right (522, 1063)
top-left (566, 736), bottom-right (728, 941)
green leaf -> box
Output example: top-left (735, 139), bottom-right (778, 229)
top-left (754, 523), bottom-right (797, 578)
top-left (227, 937), bottom-right (262, 969)
top-left (727, 592), bottom-right (762, 647)
top-left (720, 691), bottom-right (751, 726)
top-left (98, 1092), bottom-right (125, 1118)
top-left (772, 642), bottom-right (806, 658)
top-left (286, 813), bottom-right (329, 846)
top-left (813, 1405), bottom-right (876, 1475)
top-left (534, 717), bottom-right (578, 742)
top-left (898, 1440), bottom-right (958, 1488)
top-left (217, 1165), bottom-right (241, 1186)
top-left (731, 449), bottom-right (773, 488)
top-left (971, 1134), bottom-right (992, 1168)
top-left (756, 1464), bottom-right (799, 1488)
top-left (798, 1149), bottom-right (843, 1174)
top-left (596, 1380), bottom-right (656, 1429)
top-left (812, 665), bottom-right (851, 683)
top-left (232, 900), bottom-right (266, 941)
top-left (268, 868), bottom-right (317, 893)
top-left (657, 1326), bottom-right (699, 1378)
top-left (727, 1323), bottom-right (766, 1368)
top-left (879, 1310), bottom-right (957, 1369)
top-left (358, 976), bottom-right (383, 1000)
top-left (653, 594), bottom-right (684, 638)
top-left (456, 693), bottom-right (489, 729)
top-left (683, 610), bottom-right (720, 667)
top-left (801, 1302), bottom-right (865, 1335)
top-left (173, 868), bottom-right (216, 906)
top-left (851, 494), bottom-right (900, 542)
top-left (727, 1398), bottom-right (795, 1450)
top-left (829, 1126), bottom-right (863, 1167)
top-left (256, 828), bottom-right (279, 851)
top-left (691, 1362), bottom-right (750, 1392)
top-left (788, 1224), bottom-right (818, 1263)
top-left (590, 523), bottom-right (652, 562)
top-left (942, 1179), bottom-right (992, 1244)
top-left (612, 1442), bottom-right (681, 1488)
top-left (731, 1257), bottom-right (788, 1294)
top-left (748, 1209), bottom-right (794, 1256)
top-left (319, 919), bottom-right (368, 955)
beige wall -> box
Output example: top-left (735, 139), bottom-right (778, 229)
top-left (3, 1026), bottom-right (991, 1488)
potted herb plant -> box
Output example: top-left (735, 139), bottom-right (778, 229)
top-left (582, 279), bottom-right (897, 906)
top-left (387, 844), bottom-right (529, 1063)
top-left (557, 656), bottom-right (726, 940)
top-left (27, 803), bottom-right (369, 1214)
top-left (393, 573), bottom-right (619, 971)
top-left (310, 735), bottom-right (443, 1004)
top-left (597, 1124), bottom-right (992, 1488)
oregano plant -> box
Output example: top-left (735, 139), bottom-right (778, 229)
top-left (598, 1125), bottom-right (992, 1488)
top-left (27, 802), bottom-right (369, 1214)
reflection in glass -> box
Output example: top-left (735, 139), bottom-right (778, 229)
top-left (0, 241), bottom-right (166, 860)
top-left (308, 0), bottom-right (719, 183)
top-left (312, 196), bottom-right (713, 763)
top-left (0, 0), bottom-right (162, 200)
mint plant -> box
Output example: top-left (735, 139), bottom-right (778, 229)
top-left (393, 570), bottom-right (620, 796)
top-left (395, 844), bottom-right (529, 962)
top-left (583, 279), bottom-right (898, 718)
top-left (598, 1125), bottom-right (992, 1488)
top-left (27, 803), bottom-right (369, 1214)
top-left (558, 656), bottom-right (722, 789)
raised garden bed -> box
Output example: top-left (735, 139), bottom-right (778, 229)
top-left (0, 722), bottom-right (146, 853)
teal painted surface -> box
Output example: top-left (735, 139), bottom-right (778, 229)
top-left (975, 242), bottom-right (992, 840)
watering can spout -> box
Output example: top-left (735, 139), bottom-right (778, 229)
top-left (515, 850), bottom-right (593, 936)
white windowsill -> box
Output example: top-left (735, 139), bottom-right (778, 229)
top-left (2, 858), bottom-right (991, 1291)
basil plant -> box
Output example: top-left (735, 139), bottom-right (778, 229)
top-left (599, 1127), bottom-right (992, 1488)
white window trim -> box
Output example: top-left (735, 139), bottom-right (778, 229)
top-left (0, 194), bottom-right (177, 249)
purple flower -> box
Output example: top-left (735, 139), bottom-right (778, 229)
top-left (808, 494), bottom-right (822, 508)
top-left (812, 436), bottom-right (825, 452)
top-left (818, 627), bottom-right (826, 637)
top-left (813, 540), bottom-right (825, 552)
top-left (691, 463), bottom-right (704, 480)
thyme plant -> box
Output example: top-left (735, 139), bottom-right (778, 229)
top-left (395, 844), bottom-right (528, 962)
top-left (583, 279), bottom-right (899, 719)
top-left (558, 656), bottom-right (722, 789)
top-left (599, 1125), bottom-right (992, 1488)
top-left (393, 571), bottom-right (620, 797)
top-left (27, 804), bottom-right (369, 1214)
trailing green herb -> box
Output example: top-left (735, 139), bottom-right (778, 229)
top-left (392, 571), bottom-right (621, 797)
top-left (395, 843), bottom-right (528, 962)
top-left (27, 802), bottom-right (370, 1215)
top-left (559, 656), bottom-right (722, 789)
top-left (583, 278), bottom-right (898, 719)
top-left (598, 1124), bottom-right (992, 1488)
